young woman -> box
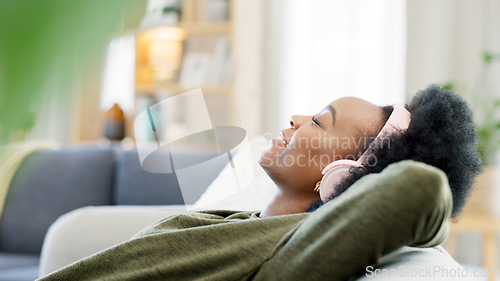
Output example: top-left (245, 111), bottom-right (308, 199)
top-left (39, 85), bottom-right (482, 281)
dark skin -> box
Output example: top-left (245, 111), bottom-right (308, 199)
top-left (258, 97), bottom-right (387, 217)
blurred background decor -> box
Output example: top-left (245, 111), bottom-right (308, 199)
top-left (474, 52), bottom-right (500, 165)
top-left (429, 2), bottom-right (500, 277)
top-left (442, 50), bottom-right (500, 217)
top-left (445, 51), bottom-right (500, 165)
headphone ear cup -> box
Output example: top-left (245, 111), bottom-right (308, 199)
top-left (319, 160), bottom-right (363, 202)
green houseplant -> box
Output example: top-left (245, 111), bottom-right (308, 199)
top-left (445, 51), bottom-right (500, 165)
top-left (444, 51), bottom-right (500, 216)
top-left (475, 99), bottom-right (500, 164)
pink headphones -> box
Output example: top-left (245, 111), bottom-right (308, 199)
top-left (318, 104), bottom-right (412, 202)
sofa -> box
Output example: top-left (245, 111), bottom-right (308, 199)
top-left (0, 146), bottom-right (228, 281)
top-left (1, 145), bottom-right (475, 281)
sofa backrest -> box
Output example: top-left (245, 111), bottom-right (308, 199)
top-left (113, 150), bottom-right (228, 205)
top-left (0, 148), bottom-right (116, 255)
top-left (0, 147), bottom-right (229, 255)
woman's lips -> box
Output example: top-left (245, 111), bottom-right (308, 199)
top-left (271, 138), bottom-right (286, 147)
top-left (279, 131), bottom-right (289, 147)
top-left (270, 132), bottom-right (289, 148)
top-left (271, 137), bottom-right (287, 147)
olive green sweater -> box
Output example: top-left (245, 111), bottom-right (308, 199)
top-left (38, 160), bottom-right (452, 281)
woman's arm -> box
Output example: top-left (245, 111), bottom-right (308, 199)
top-left (253, 160), bottom-right (452, 280)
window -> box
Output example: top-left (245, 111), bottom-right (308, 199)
top-left (268, 0), bottom-right (406, 129)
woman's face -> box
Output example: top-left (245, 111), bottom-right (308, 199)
top-left (259, 97), bottom-right (386, 196)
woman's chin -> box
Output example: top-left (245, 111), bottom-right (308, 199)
top-left (258, 147), bottom-right (284, 179)
top-left (258, 150), bottom-right (274, 171)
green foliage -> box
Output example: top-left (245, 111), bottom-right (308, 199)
top-left (442, 83), bottom-right (455, 91)
top-left (476, 100), bottom-right (500, 164)
top-left (483, 51), bottom-right (494, 64)
top-left (0, 0), bottom-right (147, 144)
top-left (445, 51), bottom-right (500, 164)
top-left (482, 51), bottom-right (500, 65)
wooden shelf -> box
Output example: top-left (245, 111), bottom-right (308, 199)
top-left (178, 21), bottom-right (232, 35)
top-left (131, 0), bottom-right (235, 142)
top-left (135, 83), bottom-right (232, 95)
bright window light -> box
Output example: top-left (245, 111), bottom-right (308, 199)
top-left (278, 0), bottom-right (406, 125)
top-left (100, 34), bottom-right (136, 112)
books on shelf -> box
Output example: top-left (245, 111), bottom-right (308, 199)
top-left (179, 52), bottom-right (212, 87)
top-left (195, 0), bottom-right (230, 22)
top-left (179, 36), bottom-right (231, 88)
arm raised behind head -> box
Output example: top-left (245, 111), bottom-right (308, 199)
top-left (253, 160), bottom-right (453, 281)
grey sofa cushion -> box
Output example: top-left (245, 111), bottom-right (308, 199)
top-left (0, 267), bottom-right (38, 281)
top-left (114, 151), bottom-right (228, 205)
top-left (0, 253), bottom-right (39, 281)
top-left (0, 253), bottom-right (39, 270)
top-left (114, 150), bottom-right (183, 205)
top-left (353, 246), bottom-right (473, 280)
top-left (0, 148), bottom-right (116, 255)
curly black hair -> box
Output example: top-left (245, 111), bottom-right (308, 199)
top-left (309, 85), bottom-right (483, 218)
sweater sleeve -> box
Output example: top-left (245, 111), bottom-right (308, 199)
top-left (252, 160), bottom-right (453, 281)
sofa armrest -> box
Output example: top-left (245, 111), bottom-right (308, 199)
top-left (39, 205), bottom-right (188, 277)
top-left (353, 246), bottom-right (474, 280)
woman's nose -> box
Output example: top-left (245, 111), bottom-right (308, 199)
top-left (290, 115), bottom-right (305, 129)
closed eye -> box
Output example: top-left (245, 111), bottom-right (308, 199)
top-left (312, 117), bottom-right (322, 128)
